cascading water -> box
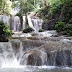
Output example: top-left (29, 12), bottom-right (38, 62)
top-left (31, 18), bottom-right (43, 31)
top-left (0, 15), bottom-right (10, 27)
top-left (28, 16), bottom-right (36, 31)
top-left (0, 39), bottom-right (45, 68)
top-left (0, 38), bottom-right (72, 72)
top-left (23, 16), bottom-right (26, 30)
top-left (0, 15), bottom-right (43, 32)
top-left (0, 41), bottom-right (22, 68)
top-left (0, 15), bottom-right (72, 72)
top-left (13, 16), bottom-right (20, 31)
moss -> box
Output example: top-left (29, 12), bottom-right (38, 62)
top-left (55, 21), bottom-right (72, 36)
top-left (39, 29), bottom-right (44, 32)
top-left (23, 27), bottom-right (34, 33)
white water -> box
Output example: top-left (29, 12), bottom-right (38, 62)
top-left (0, 15), bottom-right (10, 27)
top-left (0, 37), bottom-right (72, 72)
top-left (31, 18), bottom-right (43, 31)
top-left (0, 15), bottom-right (72, 72)
top-left (0, 15), bottom-right (43, 32)
top-left (13, 16), bottom-right (20, 31)
top-left (28, 16), bottom-right (36, 31)
top-left (12, 30), bottom-right (57, 38)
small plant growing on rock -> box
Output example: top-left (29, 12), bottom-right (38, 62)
top-left (23, 27), bottom-right (34, 33)
top-left (39, 29), bottom-right (44, 32)
top-left (55, 21), bottom-right (65, 32)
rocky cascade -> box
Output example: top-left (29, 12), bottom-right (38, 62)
top-left (0, 38), bottom-right (72, 68)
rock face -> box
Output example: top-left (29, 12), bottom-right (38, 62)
top-left (42, 19), bottom-right (58, 30)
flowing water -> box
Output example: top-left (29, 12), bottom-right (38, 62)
top-left (0, 15), bottom-right (72, 72)
top-left (0, 15), bottom-right (43, 32)
top-left (0, 38), bottom-right (72, 72)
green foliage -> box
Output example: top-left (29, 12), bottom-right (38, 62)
top-left (38, 0), bottom-right (72, 23)
top-left (55, 22), bottom-right (65, 32)
top-left (23, 27), bottom-right (34, 33)
top-left (0, 0), bottom-right (13, 15)
top-left (15, 13), bottom-right (22, 19)
top-left (37, 6), bottom-right (51, 19)
top-left (39, 29), bottom-right (44, 32)
top-left (37, 0), bottom-right (63, 20)
top-left (69, 19), bottom-right (72, 24)
top-left (0, 21), bottom-right (13, 41)
top-left (50, 0), bottom-right (63, 19)
top-left (37, 0), bottom-right (72, 36)
top-left (61, 0), bottom-right (72, 23)
top-left (16, 0), bottom-right (50, 15)
top-left (64, 24), bottom-right (72, 36)
top-left (55, 21), bottom-right (72, 36)
top-left (18, 0), bottom-right (36, 15)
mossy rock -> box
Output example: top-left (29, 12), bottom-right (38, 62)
top-left (39, 29), bottom-right (44, 32)
top-left (23, 27), bottom-right (34, 33)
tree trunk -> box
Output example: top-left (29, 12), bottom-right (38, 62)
top-left (20, 17), bottom-right (23, 31)
top-left (25, 14), bottom-right (29, 28)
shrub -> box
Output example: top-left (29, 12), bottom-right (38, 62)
top-left (55, 21), bottom-right (65, 32)
top-left (23, 27), bottom-right (34, 33)
top-left (69, 19), bottom-right (72, 24)
top-left (55, 21), bottom-right (72, 36)
top-left (39, 29), bottom-right (44, 32)
top-left (0, 21), bottom-right (13, 42)
top-left (64, 24), bottom-right (72, 35)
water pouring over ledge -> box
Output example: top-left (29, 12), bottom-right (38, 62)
top-left (0, 37), bottom-right (72, 72)
top-left (0, 15), bottom-right (43, 32)
top-left (0, 15), bottom-right (72, 72)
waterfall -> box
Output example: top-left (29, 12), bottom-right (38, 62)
top-left (13, 16), bottom-right (20, 31)
top-left (28, 16), bottom-right (36, 31)
top-left (0, 39), bottom-right (45, 68)
top-left (31, 18), bottom-right (43, 31)
top-left (0, 39), bottom-right (23, 68)
top-left (0, 15), bottom-right (43, 32)
top-left (0, 15), bottom-right (10, 27)
top-left (0, 42), bottom-right (17, 68)
top-left (23, 16), bottom-right (26, 30)
top-left (0, 38), bottom-right (72, 68)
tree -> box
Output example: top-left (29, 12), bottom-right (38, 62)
top-left (16, 0), bottom-right (37, 29)
top-left (0, 0), bottom-right (13, 15)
